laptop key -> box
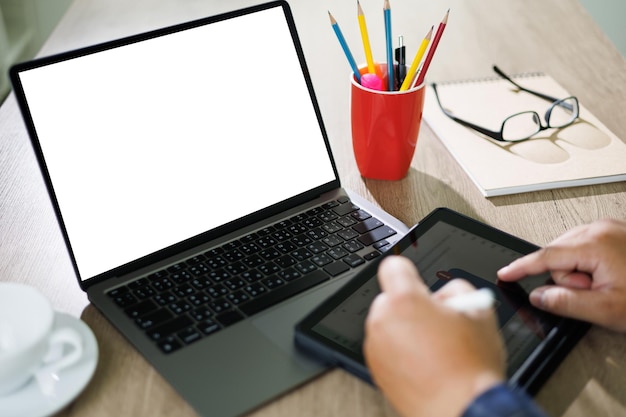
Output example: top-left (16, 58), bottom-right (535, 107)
top-left (322, 200), bottom-right (340, 210)
top-left (107, 286), bottom-right (129, 298)
top-left (191, 306), bottom-right (213, 321)
top-left (147, 315), bottom-right (193, 341)
top-left (206, 284), bottom-right (228, 298)
top-left (261, 276), bottom-right (284, 289)
top-left (241, 269), bottom-right (264, 283)
top-left (274, 254), bottom-right (296, 268)
top-left (178, 327), bottom-right (202, 345)
top-left (258, 262), bottom-right (280, 275)
top-left (216, 310), bottom-right (244, 326)
top-left (343, 240), bottom-right (365, 253)
top-left (337, 216), bottom-right (357, 227)
top-left (307, 241), bottom-right (328, 254)
top-left (169, 301), bottom-right (192, 315)
top-left (353, 217), bottom-right (384, 233)
top-left (129, 277), bottom-right (149, 289)
top-left (327, 247), bottom-right (349, 260)
top-left (295, 261), bottom-right (317, 275)
top-left (125, 299), bottom-right (158, 318)
top-left (112, 292), bottom-right (137, 308)
top-left (374, 240), bottom-right (390, 249)
top-left (158, 336), bottom-right (182, 354)
top-left (154, 291), bottom-right (177, 306)
top-left (197, 319), bottom-right (221, 335)
top-left (311, 254), bottom-right (333, 267)
top-left (277, 268), bottom-right (301, 281)
top-left (209, 298), bottom-right (232, 314)
top-left (244, 283), bottom-right (267, 297)
top-left (324, 261), bottom-right (350, 277)
top-left (343, 254), bottom-right (365, 268)
top-left (363, 250), bottom-right (381, 261)
top-left (358, 226), bottom-right (397, 246)
top-left (227, 290), bottom-right (250, 305)
top-left (238, 268), bottom-right (330, 316)
top-left (332, 202), bottom-right (359, 216)
top-left (136, 308), bottom-right (174, 330)
top-left (351, 209), bottom-right (372, 221)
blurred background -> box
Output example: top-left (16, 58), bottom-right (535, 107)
top-left (0, 0), bottom-right (625, 104)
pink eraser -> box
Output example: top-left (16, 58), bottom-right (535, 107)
top-left (361, 73), bottom-right (383, 91)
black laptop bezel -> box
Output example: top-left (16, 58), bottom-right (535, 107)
top-left (294, 207), bottom-right (589, 395)
top-left (9, 1), bottom-right (341, 291)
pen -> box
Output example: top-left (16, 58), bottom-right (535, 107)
top-left (357, 1), bottom-right (376, 75)
top-left (329, 11), bottom-right (362, 83)
top-left (443, 288), bottom-right (495, 312)
top-left (414, 9), bottom-right (449, 87)
top-left (395, 35), bottom-right (406, 89)
top-left (399, 26), bottom-right (432, 91)
top-left (383, 0), bottom-right (393, 91)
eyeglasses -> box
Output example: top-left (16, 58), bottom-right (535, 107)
top-left (431, 65), bottom-right (580, 142)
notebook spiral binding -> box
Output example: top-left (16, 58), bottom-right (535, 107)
top-left (432, 71), bottom-right (545, 86)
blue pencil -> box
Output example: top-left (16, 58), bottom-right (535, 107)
top-left (383, 0), bottom-right (393, 90)
top-left (328, 12), bottom-right (361, 83)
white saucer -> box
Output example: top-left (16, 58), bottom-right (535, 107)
top-left (0, 312), bottom-right (98, 417)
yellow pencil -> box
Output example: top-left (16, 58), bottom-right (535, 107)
top-left (357, 1), bottom-right (376, 74)
top-left (399, 26), bottom-right (433, 91)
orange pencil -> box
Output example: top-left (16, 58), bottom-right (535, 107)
top-left (414, 9), bottom-right (449, 87)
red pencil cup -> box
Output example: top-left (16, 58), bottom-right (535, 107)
top-left (350, 64), bottom-right (425, 180)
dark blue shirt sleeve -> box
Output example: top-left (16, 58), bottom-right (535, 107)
top-left (462, 384), bottom-right (547, 417)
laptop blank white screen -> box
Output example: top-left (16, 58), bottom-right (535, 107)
top-left (17, 6), bottom-right (336, 281)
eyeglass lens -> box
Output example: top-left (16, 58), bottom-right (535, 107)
top-left (546, 97), bottom-right (578, 128)
top-left (501, 97), bottom-right (578, 141)
top-left (502, 112), bottom-right (541, 142)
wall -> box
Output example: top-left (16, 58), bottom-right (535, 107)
top-left (1, 1), bottom-right (624, 104)
top-left (0, 0), bottom-right (73, 102)
top-left (580, 0), bottom-right (626, 58)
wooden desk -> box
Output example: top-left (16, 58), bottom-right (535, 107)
top-left (1, 0), bottom-right (625, 416)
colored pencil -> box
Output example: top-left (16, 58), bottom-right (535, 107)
top-left (328, 12), bottom-right (362, 83)
top-left (399, 26), bottom-right (433, 91)
top-left (383, 0), bottom-right (393, 90)
top-left (357, 1), bottom-right (376, 74)
top-left (414, 9), bottom-right (449, 87)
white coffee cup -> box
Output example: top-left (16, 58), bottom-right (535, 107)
top-left (0, 283), bottom-right (83, 396)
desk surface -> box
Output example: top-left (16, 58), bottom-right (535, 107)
top-left (1, 0), bottom-right (626, 416)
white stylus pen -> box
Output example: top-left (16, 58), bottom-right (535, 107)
top-left (443, 288), bottom-right (495, 312)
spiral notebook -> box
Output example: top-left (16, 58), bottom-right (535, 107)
top-left (423, 72), bottom-right (626, 197)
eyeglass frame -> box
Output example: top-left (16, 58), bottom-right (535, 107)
top-left (431, 65), bottom-right (580, 142)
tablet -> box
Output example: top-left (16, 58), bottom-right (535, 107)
top-left (294, 208), bottom-right (589, 394)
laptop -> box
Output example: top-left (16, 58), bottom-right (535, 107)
top-left (10, 2), bottom-right (408, 416)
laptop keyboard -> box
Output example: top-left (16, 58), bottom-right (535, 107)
top-left (107, 197), bottom-right (397, 354)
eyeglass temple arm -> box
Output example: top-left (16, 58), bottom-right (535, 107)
top-left (431, 83), bottom-right (505, 142)
top-left (492, 65), bottom-right (562, 104)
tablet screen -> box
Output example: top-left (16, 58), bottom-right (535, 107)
top-left (296, 208), bottom-right (578, 388)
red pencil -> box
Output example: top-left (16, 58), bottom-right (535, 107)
top-left (414, 9), bottom-right (449, 87)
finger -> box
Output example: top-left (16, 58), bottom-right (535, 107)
top-left (377, 256), bottom-right (429, 296)
top-left (550, 270), bottom-right (593, 289)
top-left (497, 245), bottom-right (585, 282)
top-left (529, 285), bottom-right (616, 327)
top-left (366, 292), bottom-right (390, 323)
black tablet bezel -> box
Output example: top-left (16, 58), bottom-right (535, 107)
top-left (294, 207), bottom-right (589, 395)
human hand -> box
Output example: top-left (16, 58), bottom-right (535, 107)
top-left (498, 219), bottom-right (626, 332)
top-left (364, 256), bottom-right (505, 417)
